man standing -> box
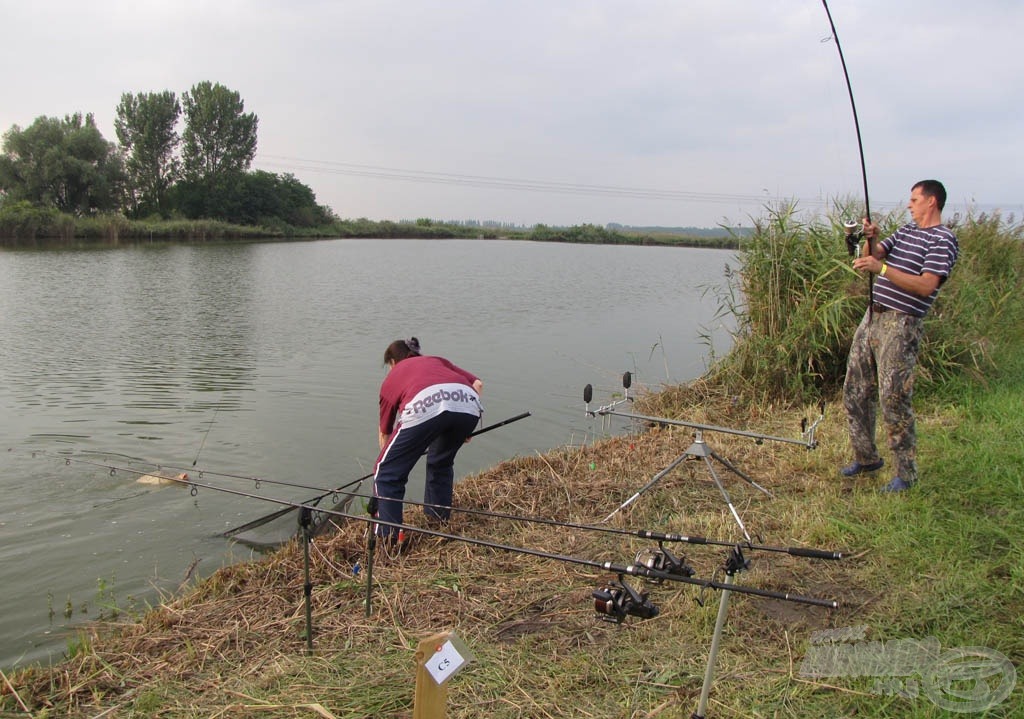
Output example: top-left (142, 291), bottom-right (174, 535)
top-left (841, 180), bottom-right (959, 492)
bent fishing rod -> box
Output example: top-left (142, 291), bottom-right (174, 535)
top-left (822, 0), bottom-right (876, 308)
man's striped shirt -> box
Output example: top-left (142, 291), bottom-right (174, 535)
top-left (874, 223), bottom-right (959, 317)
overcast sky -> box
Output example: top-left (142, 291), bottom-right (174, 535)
top-left (2, 1), bottom-right (1020, 228)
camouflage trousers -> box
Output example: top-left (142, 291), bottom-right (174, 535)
top-left (842, 308), bottom-right (925, 483)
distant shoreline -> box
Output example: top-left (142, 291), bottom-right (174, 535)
top-left (0, 214), bottom-right (744, 250)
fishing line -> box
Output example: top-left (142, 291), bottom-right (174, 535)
top-left (192, 396), bottom-right (223, 467)
top-left (33, 412), bottom-right (532, 537)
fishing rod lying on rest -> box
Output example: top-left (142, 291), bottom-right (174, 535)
top-left (40, 452), bottom-right (840, 615)
top-left (583, 373), bottom-right (825, 534)
top-left (218, 411), bottom-right (531, 540)
top-left (164, 470), bottom-right (840, 603)
top-left (352, 488), bottom-right (842, 638)
top-left (269, 480), bottom-right (843, 609)
top-left (73, 444), bottom-right (843, 597)
top-left (301, 481), bottom-right (845, 564)
top-left (43, 452), bottom-right (840, 717)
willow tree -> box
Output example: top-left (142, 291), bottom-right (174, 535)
top-left (0, 113), bottom-right (124, 215)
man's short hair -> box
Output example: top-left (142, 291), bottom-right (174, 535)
top-left (913, 179), bottom-right (947, 211)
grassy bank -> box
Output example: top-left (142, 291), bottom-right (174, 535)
top-left (2, 212), bottom-right (1021, 718)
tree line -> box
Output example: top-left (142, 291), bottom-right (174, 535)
top-left (0, 82), bottom-right (335, 231)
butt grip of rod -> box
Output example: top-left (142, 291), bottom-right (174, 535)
top-left (787, 593), bottom-right (839, 609)
top-left (788, 547), bottom-right (843, 560)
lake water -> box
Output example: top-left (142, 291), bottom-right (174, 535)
top-left (0, 238), bottom-right (734, 669)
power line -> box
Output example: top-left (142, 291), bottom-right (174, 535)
top-left (253, 153), bottom-right (1024, 220)
top-left (254, 153), bottom-right (837, 209)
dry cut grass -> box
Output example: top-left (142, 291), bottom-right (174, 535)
top-left (4, 383), bottom-right (899, 718)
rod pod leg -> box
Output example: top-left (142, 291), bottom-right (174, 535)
top-left (603, 450), bottom-right (691, 522)
top-left (708, 449), bottom-right (774, 498)
top-left (693, 548), bottom-right (747, 719)
top-left (700, 455), bottom-right (751, 543)
top-left (693, 573), bottom-right (733, 718)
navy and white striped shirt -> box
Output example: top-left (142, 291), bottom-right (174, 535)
top-left (874, 223), bottom-right (959, 317)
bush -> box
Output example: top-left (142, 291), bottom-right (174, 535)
top-left (707, 203), bottom-right (1024, 402)
top-left (0, 200), bottom-right (64, 240)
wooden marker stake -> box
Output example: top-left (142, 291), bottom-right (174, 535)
top-left (413, 631), bottom-right (475, 719)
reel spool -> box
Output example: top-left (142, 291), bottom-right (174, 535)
top-left (843, 219), bottom-right (862, 256)
top-left (592, 576), bottom-right (659, 624)
top-left (634, 544), bottom-right (695, 583)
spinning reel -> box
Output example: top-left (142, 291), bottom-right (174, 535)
top-left (843, 219), bottom-right (864, 257)
top-left (592, 575), bottom-right (659, 624)
top-left (633, 543), bottom-right (695, 583)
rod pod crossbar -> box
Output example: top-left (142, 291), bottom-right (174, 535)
top-left (590, 408), bottom-right (822, 450)
top-left (583, 374), bottom-right (824, 449)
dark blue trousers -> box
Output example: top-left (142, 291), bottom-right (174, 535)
top-left (372, 410), bottom-right (479, 538)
